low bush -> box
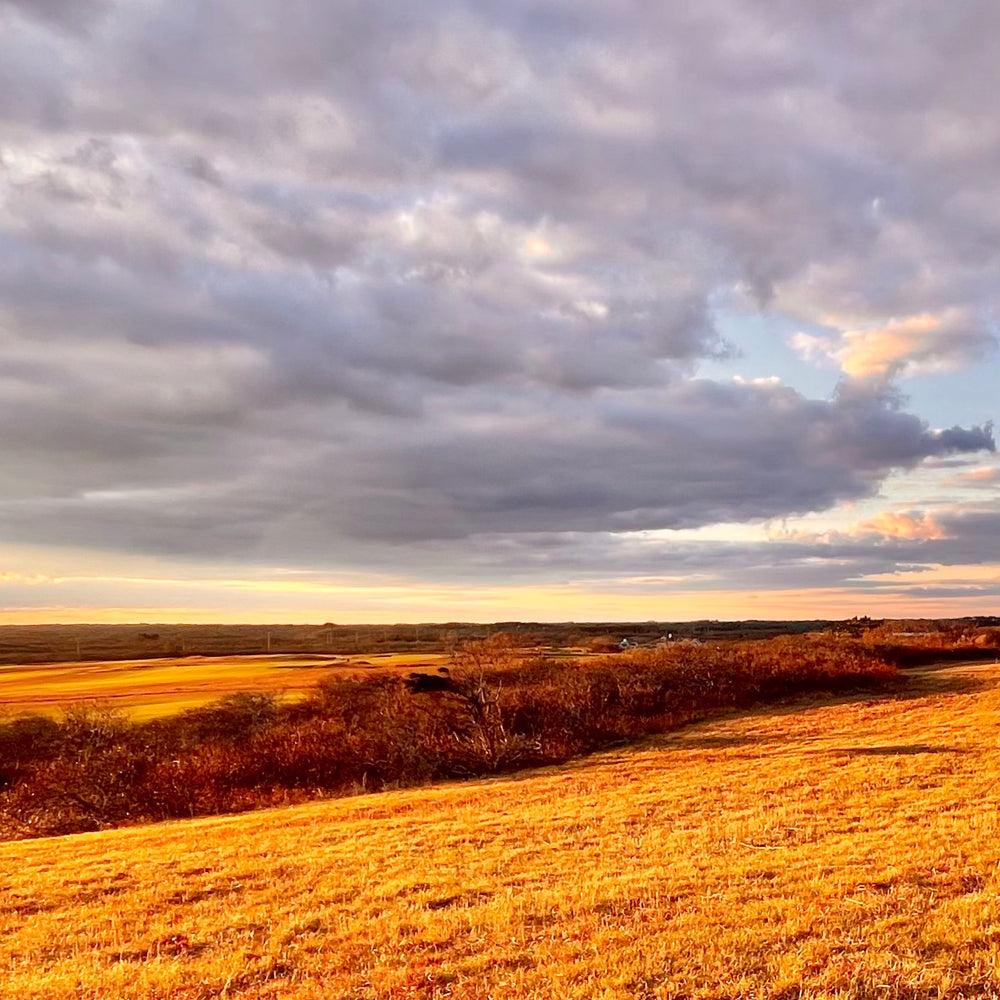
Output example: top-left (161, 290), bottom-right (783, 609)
top-left (0, 634), bottom-right (898, 840)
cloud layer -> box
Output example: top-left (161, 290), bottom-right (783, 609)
top-left (0, 0), bottom-right (997, 607)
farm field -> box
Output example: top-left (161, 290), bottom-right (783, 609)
top-left (0, 652), bottom-right (448, 720)
top-left (2, 660), bottom-right (998, 999)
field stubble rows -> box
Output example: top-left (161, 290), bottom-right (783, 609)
top-left (0, 652), bottom-right (449, 720)
top-left (1, 660), bottom-right (998, 999)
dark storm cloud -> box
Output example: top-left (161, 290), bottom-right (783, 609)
top-left (0, 0), bottom-right (997, 584)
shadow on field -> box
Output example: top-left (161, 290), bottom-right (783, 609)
top-left (778, 664), bottom-right (990, 709)
top-left (855, 667), bottom-right (987, 699)
top-left (667, 733), bottom-right (778, 749)
top-left (823, 743), bottom-right (968, 756)
top-left (483, 660), bottom-right (994, 778)
top-left (637, 664), bottom-right (994, 756)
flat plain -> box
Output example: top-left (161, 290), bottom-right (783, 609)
top-left (2, 659), bottom-right (998, 999)
top-left (0, 652), bottom-right (448, 720)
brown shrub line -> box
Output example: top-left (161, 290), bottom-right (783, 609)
top-left (0, 635), bottom-right (897, 840)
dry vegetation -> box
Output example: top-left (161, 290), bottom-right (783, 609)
top-left (0, 635), bottom-right (895, 840)
top-left (0, 652), bottom-right (448, 720)
top-left (2, 658), bottom-right (999, 998)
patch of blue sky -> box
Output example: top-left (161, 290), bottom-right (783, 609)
top-left (700, 303), bottom-right (841, 400)
top-left (706, 300), bottom-right (997, 437)
top-left (896, 362), bottom-right (999, 431)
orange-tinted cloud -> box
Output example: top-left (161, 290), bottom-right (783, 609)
top-left (845, 511), bottom-right (947, 541)
top-left (952, 466), bottom-right (1000, 485)
top-left (792, 309), bottom-right (993, 381)
top-left (773, 510), bottom-right (948, 543)
top-left (842, 314), bottom-right (951, 379)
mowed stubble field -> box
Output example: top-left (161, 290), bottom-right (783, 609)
top-left (0, 652), bottom-right (449, 720)
top-left (2, 661), bottom-right (998, 999)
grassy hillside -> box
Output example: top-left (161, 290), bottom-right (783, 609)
top-left (2, 661), bottom-right (998, 999)
top-left (0, 636), bottom-right (895, 839)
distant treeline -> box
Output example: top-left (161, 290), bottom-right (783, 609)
top-left (1, 616), bottom-right (998, 665)
top-left (0, 634), bottom-right (902, 841)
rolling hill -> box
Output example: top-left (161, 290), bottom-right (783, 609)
top-left (2, 660), bottom-right (998, 999)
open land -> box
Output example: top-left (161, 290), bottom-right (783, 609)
top-left (1, 658), bottom-right (999, 999)
top-left (0, 620), bottom-right (877, 667)
top-left (0, 632), bottom-right (910, 840)
top-left (0, 652), bottom-right (449, 721)
top-left (0, 617), bottom-right (995, 721)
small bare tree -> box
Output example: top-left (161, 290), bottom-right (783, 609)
top-left (447, 634), bottom-right (532, 770)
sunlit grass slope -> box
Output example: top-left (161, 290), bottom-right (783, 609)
top-left (2, 663), bottom-right (999, 999)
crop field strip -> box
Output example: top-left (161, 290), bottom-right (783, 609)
top-left (0, 652), bottom-right (449, 719)
top-left (1, 661), bottom-right (998, 999)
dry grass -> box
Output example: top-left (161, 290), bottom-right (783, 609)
top-left (2, 661), bottom-right (998, 999)
top-left (0, 636), bottom-right (895, 838)
top-left (0, 652), bottom-right (448, 720)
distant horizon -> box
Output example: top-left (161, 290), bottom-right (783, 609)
top-left (2, 607), bottom-right (996, 629)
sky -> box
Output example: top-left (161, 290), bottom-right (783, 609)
top-left (0, 0), bottom-right (997, 624)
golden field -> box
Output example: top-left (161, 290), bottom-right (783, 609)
top-left (2, 660), bottom-right (998, 999)
top-left (0, 652), bottom-right (447, 720)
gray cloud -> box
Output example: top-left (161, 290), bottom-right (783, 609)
top-left (0, 0), bottom-right (997, 594)
top-left (1, 0), bottom-right (107, 34)
top-left (0, 373), bottom-right (991, 563)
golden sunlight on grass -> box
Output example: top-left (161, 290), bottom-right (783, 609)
top-left (2, 662), bottom-right (999, 999)
top-left (0, 652), bottom-right (447, 719)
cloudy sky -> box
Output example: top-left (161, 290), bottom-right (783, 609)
top-left (0, 0), bottom-right (997, 623)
